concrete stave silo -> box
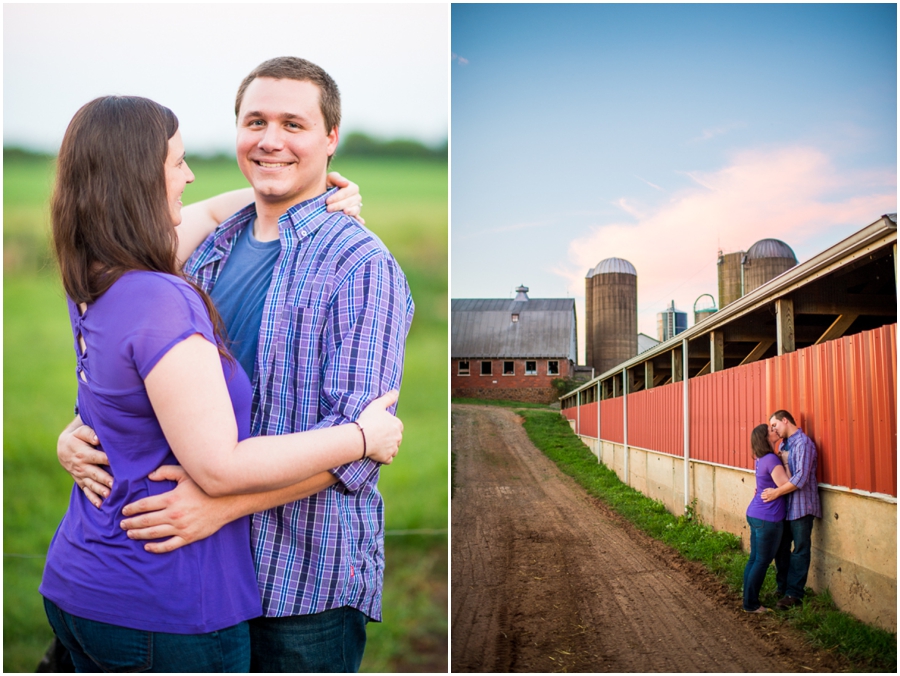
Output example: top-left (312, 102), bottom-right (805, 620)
top-left (717, 250), bottom-right (745, 309)
top-left (743, 239), bottom-right (797, 294)
top-left (586, 258), bottom-right (637, 375)
top-left (717, 239), bottom-right (797, 309)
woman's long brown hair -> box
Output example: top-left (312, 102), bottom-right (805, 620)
top-left (750, 424), bottom-right (774, 459)
top-left (52, 96), bottom-right (231, 357)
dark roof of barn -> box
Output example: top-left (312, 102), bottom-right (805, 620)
top-left (451, 298), bottom-right (576, 359)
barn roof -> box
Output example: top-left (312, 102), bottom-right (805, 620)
top-left (451, 298), bottom-right (577, 360)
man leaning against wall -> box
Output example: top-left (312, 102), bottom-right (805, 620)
top-left (761, 409), bottom-right (822, 609)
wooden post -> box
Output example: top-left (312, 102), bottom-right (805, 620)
top-left (672, 347), bottom-right (683, 383)
top-left (644, 360), bottom-right (655, 390)
top-left (710, 330), bottom-right (724, 373)
top-left (776, 298), bottom-right (795, 355)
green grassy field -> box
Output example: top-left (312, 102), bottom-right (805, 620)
top-left (3, 153), bottom-right (448, 672)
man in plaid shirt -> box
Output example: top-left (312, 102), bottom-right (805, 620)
top-left (761, 409), bottom-right (821, 610)
top-left (57, 57), bottom-right (413, 672)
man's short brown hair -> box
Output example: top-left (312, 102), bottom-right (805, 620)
top-left (234, 56), bottom-right (341, 134)
top-left (770, 409), bottom-right (796, 426)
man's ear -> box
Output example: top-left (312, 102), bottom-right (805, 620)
top-left (326, 126), bottom-right (339, 158)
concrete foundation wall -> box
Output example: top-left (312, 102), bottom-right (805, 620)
top-left (574, 434), bottom-right (897, 632)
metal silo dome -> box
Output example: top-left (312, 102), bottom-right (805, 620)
top-left (743, 239), bottom-right (797, 296)
top-left (746, 239), bottom-right (797, 263)
top-left (593, 257), bottom-right (637, 276)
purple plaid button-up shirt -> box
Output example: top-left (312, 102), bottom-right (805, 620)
top-left (185, 188), bottom-right (414, 620)
top-left (784, 427), bottom-right (822, 521)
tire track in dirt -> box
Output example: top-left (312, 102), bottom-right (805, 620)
top-left (451, 404), bottom-right (848, 673)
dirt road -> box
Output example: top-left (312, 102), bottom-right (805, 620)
top-left (450, 404), bottom-right (846, 673)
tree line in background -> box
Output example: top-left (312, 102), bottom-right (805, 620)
top-left (4, 132), bottom-right (448, 163)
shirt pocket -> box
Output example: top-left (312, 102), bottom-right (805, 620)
top-left (273, 304), bottom-right (324, 391)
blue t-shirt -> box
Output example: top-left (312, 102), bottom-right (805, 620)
top-left (746, 452), bottom-right (786, 522)
top-left (210, 221), bottom-right (281, 380)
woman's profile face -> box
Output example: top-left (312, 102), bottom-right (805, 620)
top-left (164, 129), bottom-right (195, 226)
top-left (767, 427), bottom-right (780, 450)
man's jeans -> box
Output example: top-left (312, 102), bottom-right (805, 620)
top-left (743, 516), bottom-right (784, 611)
top-left (249, 606), bottom-right (368, 673)
top-left (43, 598), bottom-right (250, 672)
top-left (775, 514), bottom-right (815, 599)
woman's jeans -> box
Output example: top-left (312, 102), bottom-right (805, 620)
top-left (44, 598), bottom-right (250, 673)
top-left (743, 516), bottom-right (784, 611)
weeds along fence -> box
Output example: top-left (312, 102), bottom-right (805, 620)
top-left (563, 323), bottom-right (897, 498)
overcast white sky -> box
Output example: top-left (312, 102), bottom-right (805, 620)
top-left (4, 3), bottom-right (449, 154)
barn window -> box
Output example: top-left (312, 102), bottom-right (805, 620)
top-left (480, 361), bottom-right (492, 376)
top-left (458, 360), bottom-right (470, 376)
top-left (511, 313), bottom-right (519, 323)
top-left (503, 361), bottom-right (514, 375)
top-left (525, 361), bottom-right (537, 375)
top-left (548, 360), bottom-right (559, 375)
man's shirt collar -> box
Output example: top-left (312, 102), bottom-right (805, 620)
top-left (209, 186), bottom-right (340, 251)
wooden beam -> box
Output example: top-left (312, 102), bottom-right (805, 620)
top-left (776, 298), bottom-right (795, 355)
top-left (653, 372), bottom-right (668, 387)
top-left (814, 314), bottom-right (858, 345)
top-left (644, 361), bottom-right (655, 390)
top-left (710, 331), bottom-right (724, 373)
top-left (792, 293), bottom-right (895, 316)
top-left (739, 339), bottom-right (775, 366)
top-left (696, 361), bottom-right (711, 377)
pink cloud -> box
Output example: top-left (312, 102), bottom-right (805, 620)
top-left (560, 146), bottom-right (897, 355)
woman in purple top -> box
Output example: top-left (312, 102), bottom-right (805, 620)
top-left (742, 424), bottom-right (791, 613)
top-left (40, 96), bottom-right (401, 672)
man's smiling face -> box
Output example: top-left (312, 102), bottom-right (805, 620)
top-left (236, 77), bottom-right (338, 211)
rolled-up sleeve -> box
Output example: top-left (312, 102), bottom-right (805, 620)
top-left (310, 250), bottom-right (414, 492)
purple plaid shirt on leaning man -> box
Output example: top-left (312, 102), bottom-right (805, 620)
top-left (184, 188), bottom-right (414, 621)
top-left (783, 427), bottom-right (822, 521)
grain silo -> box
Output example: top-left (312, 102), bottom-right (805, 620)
top-left (693, 293), bottom-right (718, 325)
top-left (743, 239), bottom-right (797, 294)
top-left (717, 250), bottom-right (745, 309)
top-left (657, 300), bottom-right (687, 341)
top-left (585, 258), bottom-right (637, 374)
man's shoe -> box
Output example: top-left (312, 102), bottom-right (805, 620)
top-left (776, 596), bottom-right (802, 609)
top-left (744, 606), bottom-right (771, 614)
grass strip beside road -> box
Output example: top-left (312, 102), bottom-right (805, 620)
top-left (515, 407), bottom-right (896, 673)
top-left (451, 397), bottom-right (553, 410)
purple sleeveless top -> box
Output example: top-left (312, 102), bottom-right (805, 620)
top-left (746, 452), bottom-right (786, 522)
top-left (40, 271), bottom-right (262, 634)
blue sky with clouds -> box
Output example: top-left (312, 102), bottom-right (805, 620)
top-left (451, 3), bottom-right (896, 350)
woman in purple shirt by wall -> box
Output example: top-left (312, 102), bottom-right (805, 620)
top-left (39, 96), bottom-right (401, 672)
top-left (743, 424), bottom-right (791, 613)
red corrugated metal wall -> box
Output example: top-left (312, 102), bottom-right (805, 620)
top-left (579, 401), bottom-right (599, 438)
top-left (564, 324), bottom-right (896, 496)
top-left (562, 406), bottom-right (576, 425)
top-left (764, 324), bottom-right (897, 496)
top-left (690, 360), bottom-right (768, 469)
top-left (627, 382), bottom-right (683, 456)
top-left (599, 398), bottom-right (623, 444)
